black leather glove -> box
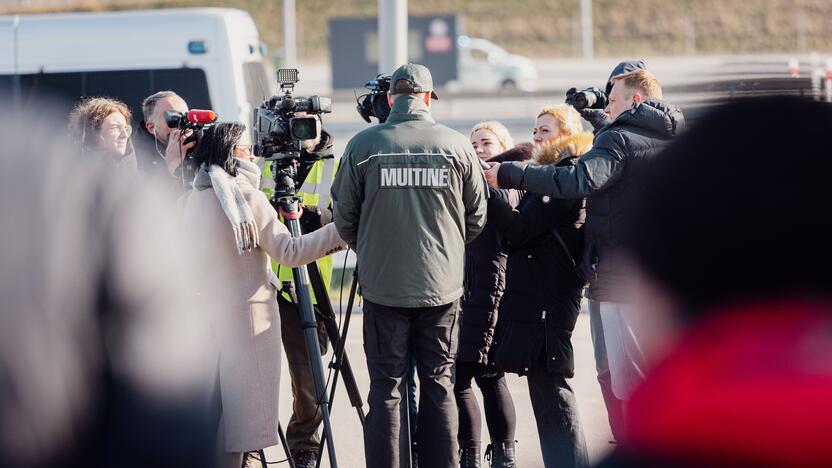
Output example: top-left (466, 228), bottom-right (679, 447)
top-left (579, 108), bottom-right (611, 131)
top-left (300, 205), bottom-right (333, 233)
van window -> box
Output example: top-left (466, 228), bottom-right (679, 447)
top-left (1, 68), bottom-right (211, 123)
top-left (243, 61), bottom-right (273, 110)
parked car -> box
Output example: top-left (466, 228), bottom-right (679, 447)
top-left (454, 35), bottom-right (538, 92)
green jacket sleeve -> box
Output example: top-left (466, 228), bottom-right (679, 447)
top-left (498, 130), bottom-right (627, 199)
top-left (462, 147), bottom-right (489, 243)
top-left (331, 140), bottom-right (362, 250)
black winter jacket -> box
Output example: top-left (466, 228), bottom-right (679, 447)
top-left (457, 144), bottom-right (532, 366)
top-left (497, 100), bottom-right (684, 301)
top-left (488, 133), bottom-right (592, 377)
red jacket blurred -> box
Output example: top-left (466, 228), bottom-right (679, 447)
top-left (598, 300), bottom-right (832, 468)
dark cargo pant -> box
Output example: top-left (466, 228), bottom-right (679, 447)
top-left (278, 297), bottom-right (329, 454)
top-left (362, 299), bottom-right (460, 468)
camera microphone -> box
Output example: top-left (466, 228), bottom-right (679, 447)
top-left (187, 109), bottom-right (218, 124)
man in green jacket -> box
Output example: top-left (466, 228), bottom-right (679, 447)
top-left (332, 63), bottom-right (488, 468)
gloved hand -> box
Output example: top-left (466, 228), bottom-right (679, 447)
top-left (579, 108), bottom-right (611, 131)
top-left (299, 205), bottom-right (333, 233)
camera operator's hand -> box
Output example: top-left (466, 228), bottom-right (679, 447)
top-left (165, 128), bottom-right (196, 175)
top-left (299, 205), bottom-right (333, 233)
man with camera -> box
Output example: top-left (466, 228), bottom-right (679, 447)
top-left (570, 60), bottom-right (648, 133)
top-left (133, 90), bottom-right (196, 180)
top-left (565, 59), bottom-right (648, 441)
top-left (332, 63), bottom-right (488, 468)
top-left (485, 70), bottom-right (684, 414)
top-left (260, 112), bottom-right (338, 468)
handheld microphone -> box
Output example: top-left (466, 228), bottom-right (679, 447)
top-left (187, 109), bottom-right (218, 124)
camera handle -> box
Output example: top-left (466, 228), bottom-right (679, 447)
top-left (276, 195), bottom-right (339, 468)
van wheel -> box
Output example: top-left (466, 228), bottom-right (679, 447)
top-left (501, 79), bottom-right (517, 91)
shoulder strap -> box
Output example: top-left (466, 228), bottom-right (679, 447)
top-left (550, 227), bottom-right (576, 268)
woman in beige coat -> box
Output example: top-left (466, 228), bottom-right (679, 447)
top-left (182, 122), bottom-right (346, 467)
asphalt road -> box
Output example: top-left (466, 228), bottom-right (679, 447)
top-left (264, 302), bottom-right (612, 467)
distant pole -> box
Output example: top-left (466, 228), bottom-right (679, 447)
top-left (283, 0), bottom-right (297, 67)
top-left (12, 15), bottom-right (20, 110)
top-left (796, 10), bottom-right (807, 52)
top-left (379, 0), bottom-right (408, 74)
top-left (580, 0), bottom-right (594, 60)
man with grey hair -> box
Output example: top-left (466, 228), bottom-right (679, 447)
top-left (133, 90), bottom-right (196, 179)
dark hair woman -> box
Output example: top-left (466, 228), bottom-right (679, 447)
top-left (182, 122), bottom-right (346, 468)
top-left (67, 96), bottom-right (137, 172)
top-left (487, 107), bottom-right (593, 468)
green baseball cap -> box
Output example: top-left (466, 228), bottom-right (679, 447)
top-left (389, 63), bottom-right (439, 100)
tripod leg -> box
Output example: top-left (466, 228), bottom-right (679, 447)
top-left (401, 381), bottom-right (413, 468)
top-left (277, 201), bottom-right (338, 468)
top-left (307, 261), bottom-right (365, 423)
top-left (278, 423), bottom-right (297, 468)
top-left (256, 449), bottom-right (268, 468)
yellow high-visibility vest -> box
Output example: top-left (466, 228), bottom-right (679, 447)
top-left (261, 157), bottom-right (339, 303)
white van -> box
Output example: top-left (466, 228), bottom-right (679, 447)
top-left (0, 8), bottom-right (274, 125)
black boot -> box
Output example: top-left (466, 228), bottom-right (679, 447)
top-left (459, 444), bottom-right (482, 468)
top-left (485, 441), bottom-right (517, 468)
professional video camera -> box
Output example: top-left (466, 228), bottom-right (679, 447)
top-left (356, 73), bottom-right (392, 124)
top-left (565, 86), bottom-right (608, 111)
top-left (252, 68), bottom-right (333, 197)
top-left (164, 108), bottom-right (217, 187)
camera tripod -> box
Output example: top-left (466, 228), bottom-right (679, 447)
top-left (262, 162), bottom-right (365, 468)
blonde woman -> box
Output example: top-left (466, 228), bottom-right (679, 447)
top-left (455, 121), bottom-right (525, 467)
top-left (487, 104), bottom-right (593, 467)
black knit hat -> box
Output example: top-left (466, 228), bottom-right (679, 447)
top-left (624, 96), bottom-right (832, 317)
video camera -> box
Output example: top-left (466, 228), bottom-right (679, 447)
top-left (252, 69), bottom-right (333, 197)
top-left (165, 109), bottom-right (217, 187)
top-left (252, 68), bottom-right (331, 162)
top-left (356, 73), bottom-right (392, 124)
top-left (565, 86), bottom-right (608, 111)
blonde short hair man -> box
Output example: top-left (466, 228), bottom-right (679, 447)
top-left (605, 70), bottom-right (663, 121)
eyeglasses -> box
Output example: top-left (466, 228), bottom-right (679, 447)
top-left (105, 124), bottom-right (132, 136)
top-left (235, 144), bottom-right (253, 154)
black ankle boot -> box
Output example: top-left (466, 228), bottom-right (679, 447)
top-left (485, 441), bottom-right (517, 468)
top-left (460, 444), bottom-right (482, 468)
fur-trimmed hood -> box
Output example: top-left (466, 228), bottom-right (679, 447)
top-left (533, 132), bottom-right (594, 166)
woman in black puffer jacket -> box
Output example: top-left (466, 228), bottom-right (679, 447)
top-left (456, 122), bottom-right (531, 468)
top-left (488, 105), bottom-right (592, 468)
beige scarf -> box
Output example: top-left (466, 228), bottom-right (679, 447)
top-left (193, 159), bottom-right (262, 254)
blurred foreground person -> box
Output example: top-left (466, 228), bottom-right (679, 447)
top-left (182, 122), bottom-right (345, 468)
top-left (455, 121), bottom-right (521, 468)
top-left (1, 99), bottom-right (229, 468)
top-left (597, 96), bottom-right (832, 468)
top-left (488, 105), bottom-right (591, 468)
top-left (67, 96), bottom-right (137, 172)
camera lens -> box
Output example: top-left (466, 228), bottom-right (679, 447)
top-left (575, 92), bottom-right (596, 110)
top-left (290, 117), bottom-right (318, 141)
